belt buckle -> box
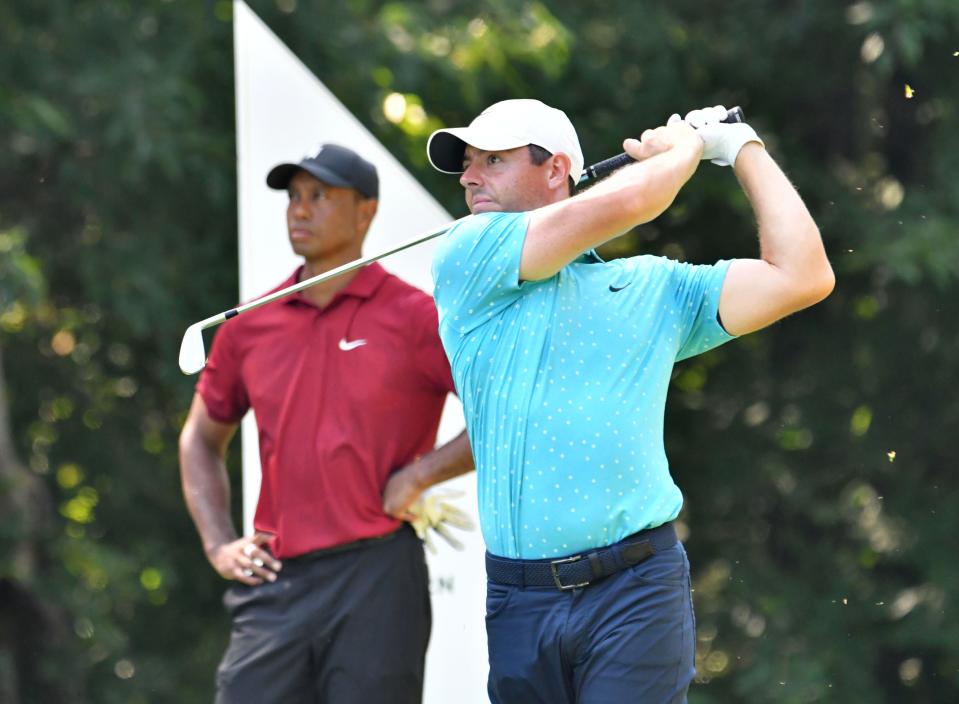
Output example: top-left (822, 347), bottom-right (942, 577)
top-left (549, 554), bottom-right (590, 591)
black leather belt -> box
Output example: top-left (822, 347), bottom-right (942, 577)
top-left (485, 522), bottom-right (677, 591)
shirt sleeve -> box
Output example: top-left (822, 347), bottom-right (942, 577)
top-left (431, 211), bottom-right (529, 339)
top-left (671, 258), bottom-right (738, 361)
top-left (195, 321), bottom-right (251, 423)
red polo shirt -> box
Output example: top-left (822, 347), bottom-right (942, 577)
top-left (196, 263), bottom-right (455, 558)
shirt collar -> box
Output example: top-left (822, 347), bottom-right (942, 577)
top-left (577, 248), bottom-right (605, 264)
top-left (281, 262), bottom-right (388, 307)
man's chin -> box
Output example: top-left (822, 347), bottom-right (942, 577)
top-left (471, 201), bottom-right (501, 214)
top-left (289, 239), bottom-right (315, 258)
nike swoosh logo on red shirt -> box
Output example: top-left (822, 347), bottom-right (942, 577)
top-left (338, 338), bottom-right (367, 351)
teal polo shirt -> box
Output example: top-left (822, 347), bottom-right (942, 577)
top-left (432, 211), bottom-right (735, 558)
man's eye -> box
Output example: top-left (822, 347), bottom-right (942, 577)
top-left (488, 155), bottom-right (501, 164)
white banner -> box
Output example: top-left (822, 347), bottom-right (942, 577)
top-left (233, 2), bottom-right (488, 701)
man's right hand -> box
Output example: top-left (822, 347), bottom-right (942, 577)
top-left (622, 117), bottom-right (704, 163)
top-left (408, 490), bottom-right (475, 553)
top-left (208, 532), bottom-right (282, 585)
top-left (522, 113), bottom-right (704, 281)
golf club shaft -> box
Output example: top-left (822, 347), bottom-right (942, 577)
top-left (208, 216), bottom-right (469, 328)
top-left (577, 106), bottom-right (745, 188)
top-left (184, 105), bottom-right (749, 360)
top-left (179, 218), bottom-right (462, 373)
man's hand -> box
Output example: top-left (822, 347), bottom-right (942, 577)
top-left (408, 490), bottom-right (475, 553)
top-left (622, 116), bottom-right (704, 163)
top-left (683, 104), bottom-right (764, 167)
top-left (207, 532), bottom-right (281, 585)
top-left (383, 433), bottom-right (475, 520)
top-left (383, 464), bottom-right (427, 522)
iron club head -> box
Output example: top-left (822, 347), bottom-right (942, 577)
top-left (178, 321), bottom-right (208, 375)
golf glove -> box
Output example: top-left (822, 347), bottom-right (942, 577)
top-left (678, 104), bottom-right (764, 167)
top-left (408, 489), bottom-right (475, 553)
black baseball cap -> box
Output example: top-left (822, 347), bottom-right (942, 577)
top-left (266, 143), bottom-right (379, 199)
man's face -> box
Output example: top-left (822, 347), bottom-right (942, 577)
top-left (285, 170), bottom-right (373, 262)
top-left (459, 145), bottom-right (552, 214)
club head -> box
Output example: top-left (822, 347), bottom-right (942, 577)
top-left (178, 322), bottom-right (208, 375)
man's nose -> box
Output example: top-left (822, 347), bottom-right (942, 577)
top-left (459, 162), bottom-right (481, 188)
top-left (289, 199), bottom-right (310, 219)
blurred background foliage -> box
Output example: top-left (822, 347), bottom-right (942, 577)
top-left (0, 0), bottom-right (956, 701)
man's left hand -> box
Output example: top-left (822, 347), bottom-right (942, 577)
top-left (383, 464), bottom-right (425, 521)
top-left (683, 104), bottom-right (764, 167)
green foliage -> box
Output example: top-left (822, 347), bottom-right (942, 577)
top-left (1, 0), bottom-right (957, 701)
top-left (1, 1), bottom-right (236, 700)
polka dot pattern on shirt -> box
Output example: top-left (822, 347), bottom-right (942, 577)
top-left (433, 212), bottom-right (735, 558)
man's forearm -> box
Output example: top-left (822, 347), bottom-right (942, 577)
top-left (179, 442), bottom-right (238, 558)
top-left (382, 430), bottom-right (474, 519)
top-left (521, 126), bottom-right (703, 281)
top-left (409, 430), bottom-right (475, 489)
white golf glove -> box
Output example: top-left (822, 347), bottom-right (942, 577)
top-left (680, 104), bottom-right (764, 167)
top-left (408, 489), bottom-right (475, 553)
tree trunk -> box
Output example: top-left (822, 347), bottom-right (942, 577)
top-left (0, 343), bottom-right (83, 703)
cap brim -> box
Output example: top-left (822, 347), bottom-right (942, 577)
top-left (265, 162), bottom-right (355, 191)
top-left (427, 127), bottom-right (530, 174)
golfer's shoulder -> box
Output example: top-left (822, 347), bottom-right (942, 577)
top-left (623, 253), bottom-right (679, 278)
top-left (215, 271), bottom-right (302, 338)
top-left (378, 271), bottom-right (436, 312)
top-left (607, 254), bottom-right (693, 296)
top-left (434, 213), bottom-right (529, 278)
top-left (445, 212), bottom-right (527, 245)
top-left (633, 253), bottom-right (721, 276)
top-left (374, 273), bottom-right (443, 345)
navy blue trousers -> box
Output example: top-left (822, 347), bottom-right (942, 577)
top-left (215, 525), bottom-right (431, 704)
top-left (486, 542), bottom-right (696, 704)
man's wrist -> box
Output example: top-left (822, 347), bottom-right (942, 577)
top-left (408, 456), bottom-right (434, 492)
top-left (721, 124), bottom-right (763, 167)
top-left (732, 140), bottom-right (765, 168)
top-left (687, 135), bottom-right (705, 161)
top-left (204, 536), bottom-right (235, 561)
top-left (673, 124), bottom-right (705, 160)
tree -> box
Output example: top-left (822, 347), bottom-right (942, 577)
top-left (1, 0), bottom-right (956, 700)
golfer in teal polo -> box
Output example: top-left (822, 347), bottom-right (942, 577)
top-left (427, 99), bottom-right (835, 703)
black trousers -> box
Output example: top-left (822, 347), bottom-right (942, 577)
top-left (215, 525), bottom-right (431, 704)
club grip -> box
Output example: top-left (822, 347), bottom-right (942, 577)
top-left (578, 106), bottom-right (745, 187)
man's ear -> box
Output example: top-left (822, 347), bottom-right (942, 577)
top-left (547, 153), bottom-right (572, 191)
top-left (356, 197), bottom-right (378, 235)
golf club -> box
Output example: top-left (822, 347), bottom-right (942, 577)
top-left (179, 106), bottom-right (746, 375)
top-left (178, 216), bottom-right (468, 374)
top-left (577, 106), bottom-right (744, 188)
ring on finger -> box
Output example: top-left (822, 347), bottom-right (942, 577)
top-left (252, 558), bottom-right (264, 568)
top-left (242, 543), bottom-right (256, 557)
top-left (242, 568), bottom-right (254, 577)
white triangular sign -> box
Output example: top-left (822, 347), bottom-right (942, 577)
top-left (233, 2), bottom-right (487, 701)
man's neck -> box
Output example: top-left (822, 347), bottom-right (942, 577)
top-left (298, 251), bottom-right (363, 309)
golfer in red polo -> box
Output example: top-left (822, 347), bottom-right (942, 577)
top-left (179, 144), bottom-right (474, 703)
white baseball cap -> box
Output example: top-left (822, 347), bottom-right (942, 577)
top-left (427, 99), bottom-right (585, 184)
